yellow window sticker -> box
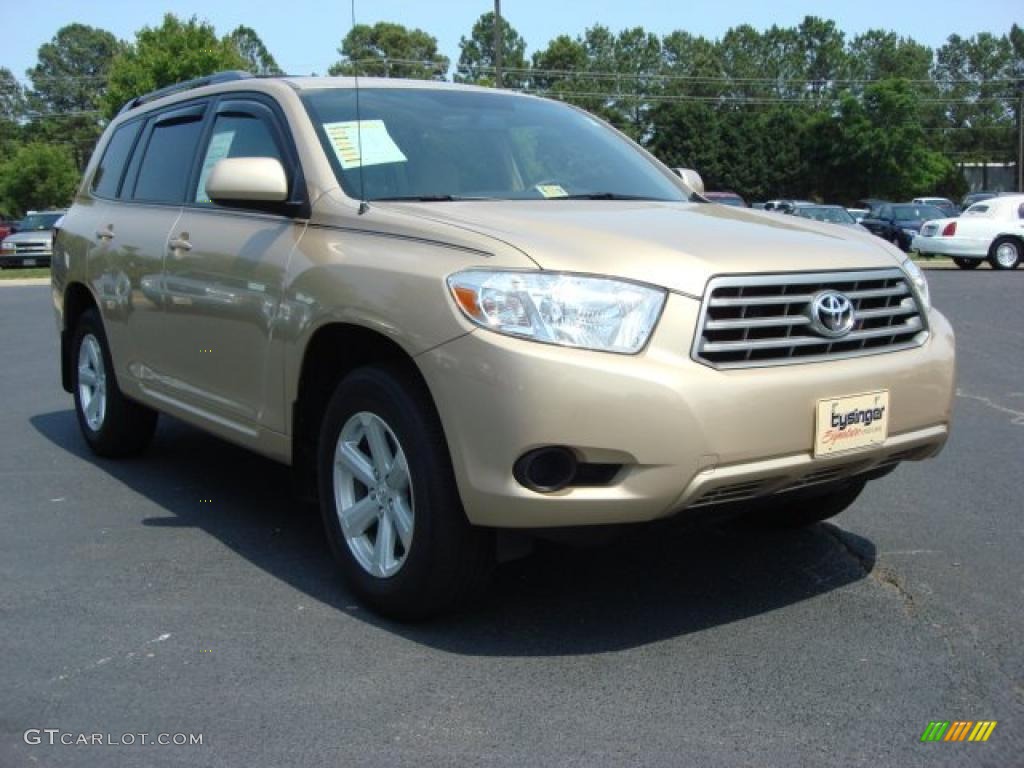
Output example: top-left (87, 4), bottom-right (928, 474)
top-left (323, 120), bottom-right (408, 170)
top-left (536, 184), bottom-right (568, 198)
top-left (195, 129), bottom-right (235, 203)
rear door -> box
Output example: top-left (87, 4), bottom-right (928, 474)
top-left (158, 95), bottom-right (306, 432)
top-left (87, 105), bottom-right (209, 389)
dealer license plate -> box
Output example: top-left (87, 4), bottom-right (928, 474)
top-left (814, 390), bottom-right (890, 457)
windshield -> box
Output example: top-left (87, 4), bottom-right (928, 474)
top-left (892, 205), bottom-right (943, 221)
top-left (796, 206), bottom-right (855, 224)
top-left (17, 213), bottom-right (62, 231)
top-left (301, 88), bottom-right (689, 203)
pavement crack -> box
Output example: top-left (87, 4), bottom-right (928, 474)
top-left (955, 388), bottom-right (1024, 426)
top-left (821, 525), bottom-right (916, 614)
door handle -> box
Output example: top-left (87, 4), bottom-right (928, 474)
top-left (168, 237), bottom-right (192, 252)
top-left (95, 228), bottom-right (114, 240)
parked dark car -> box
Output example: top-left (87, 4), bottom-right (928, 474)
top-left (857, 198), bottom-right (890, 216)
top-left (704, 191), bottom-right (748, 207)
top-left (960, 191), bottom-right (999, 209)
top-left (859, 203), bottom-right (945, 251)
top-left (912, 197), bottom-right (959, 218)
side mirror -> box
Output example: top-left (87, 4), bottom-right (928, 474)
top-left (673, 167), bottom-right (705, 195)
top-left (206, 157), bottom-right (288, 204)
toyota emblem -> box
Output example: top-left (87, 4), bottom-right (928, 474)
top-left (808, 290), bottom-right (855, 338)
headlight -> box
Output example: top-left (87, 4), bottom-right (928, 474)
top-left (447, 270), bottom-right (666, 353)
top-left (900, 258), bottom-right (930, 311)
top-left (0, 241), bottom-right (14, 253)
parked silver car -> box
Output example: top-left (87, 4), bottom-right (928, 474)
top-left (0, 210), bottom-right (65, 267)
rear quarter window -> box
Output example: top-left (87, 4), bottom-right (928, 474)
top-left (91, 121), bottom-right (142, 198)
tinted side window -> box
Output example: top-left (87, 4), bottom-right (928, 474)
top-left (133, 113), bottom-right (206, 203)
top-left (195, 112), bottom-right (285, 204)
top-left (92, 121), bottom-right (141, 198)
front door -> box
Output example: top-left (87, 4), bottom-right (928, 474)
top-left (159, 97), bottom-right (305, 431)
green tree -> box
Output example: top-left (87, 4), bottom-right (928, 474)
top-left (328, 22), bottom-right (448, 79)
top-left (0, 143), bottom-right (80, 215)
top-left (457, 12), bottom-right (528, 86)
top-left (0, 68), bottom-right (24, 157)
top-left (804, 79), bottom-right (954, 201)
top-left (25, 24), bottom-right (121, 169)
top-left (847, 30), bottom-right (933, 81)
top-left (0, 67), bottom-right (26, 121)
top-left (934, 32), bottom-right (1016, 166)
top-left (228, 25), bottom-right (283, 76)
top-left (794, 16), bottom-right (847, 96)
top-left (102, 14), bottom-right (248, 118)
top-left (531, 35), bottom-right (587, 90)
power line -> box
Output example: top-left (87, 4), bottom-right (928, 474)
top-left (510, 87), bottom-right (1016, 106)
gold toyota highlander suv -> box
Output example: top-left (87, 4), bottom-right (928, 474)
top-left (52, 72), bottom-right (955, 618)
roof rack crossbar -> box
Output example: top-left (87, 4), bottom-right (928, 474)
top-left (118, 70), bottom-right (254, 115)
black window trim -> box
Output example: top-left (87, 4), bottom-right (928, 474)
top-left (89, 117), bottom-right (145, 201)
top-left (185, 91), bottom-right (309, 219)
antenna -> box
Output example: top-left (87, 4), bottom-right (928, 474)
top-left (351, 0), bottom-right (369, 214)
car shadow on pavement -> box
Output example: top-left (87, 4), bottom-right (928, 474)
top-left (32, 409), bottom-right (876, 656)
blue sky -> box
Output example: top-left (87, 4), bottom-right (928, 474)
top-left (4, 0), bottom-right (1022, 82)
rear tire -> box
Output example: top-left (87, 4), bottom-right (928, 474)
top-left (72, 308), bottom-right (158, 457)
top-left (988, 237), bottom-right (1021, 270)
top-left (316, 364), bottom-right (493, 620)
top-left (953, 257), bottom-right (981, 270)
top-left (751, 480), bottom-right (866, 529)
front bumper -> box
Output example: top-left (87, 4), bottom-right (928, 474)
top-left (417, 293), bottom-right (955, 528)
top-left (0, 251), bottom-right (52, 267)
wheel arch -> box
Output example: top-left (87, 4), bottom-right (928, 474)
top-left (290, 322), bottom-right (446, 501)
top-left (60, 281), bottom-right (100, 393)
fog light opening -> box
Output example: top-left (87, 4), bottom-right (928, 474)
top-left (514, 447), bottom-right (579, 493)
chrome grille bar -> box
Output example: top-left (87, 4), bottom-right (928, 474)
top-left (692, 269), bottom-right (929, 369)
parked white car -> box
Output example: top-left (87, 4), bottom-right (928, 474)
top-left (912, 194), bottom-right (1024, 270)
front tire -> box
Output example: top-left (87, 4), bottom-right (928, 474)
top-left (72, 308), bottom-right (157, 457)
top-left (751, 480), bottom-right (866, 528)
top-left (953, 257), bottom-right (981, 270)
top-left (317, 365), bottom-right (493, 620)
top-left (988, 237), bottom-right (1021, 270)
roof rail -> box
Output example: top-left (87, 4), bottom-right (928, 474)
top-left (117, 70), bottom-right (254, 115)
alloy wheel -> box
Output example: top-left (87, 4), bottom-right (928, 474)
top-left (332, 411), bottom-right (414, 578)
top-left (77, 334), bottom-right (107, 431)
top-left (994, 241), bottom-right (1019, 268)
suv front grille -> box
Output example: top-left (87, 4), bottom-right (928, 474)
top-left (12, 241), bottom-right (50, 254)
top-left (692, 269), bottom-right (928, 369)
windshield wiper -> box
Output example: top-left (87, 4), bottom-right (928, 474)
top-left (372, 195), bottom-right (491, 202)
top-left (555, 193), bottom-right (666, 201)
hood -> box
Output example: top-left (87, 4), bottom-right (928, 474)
top-left (3, 230), bottom-right (54, 244)
top-left (384, 200), bottom-right (904, 297)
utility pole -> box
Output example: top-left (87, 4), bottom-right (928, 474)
top-left (1018, 85), bottom-right (1023, 192)
top-left (494, 0), bottom-right (503, 88)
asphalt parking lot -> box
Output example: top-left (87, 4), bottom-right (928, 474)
top-left (1, 271), bottom-right (1021, 767)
